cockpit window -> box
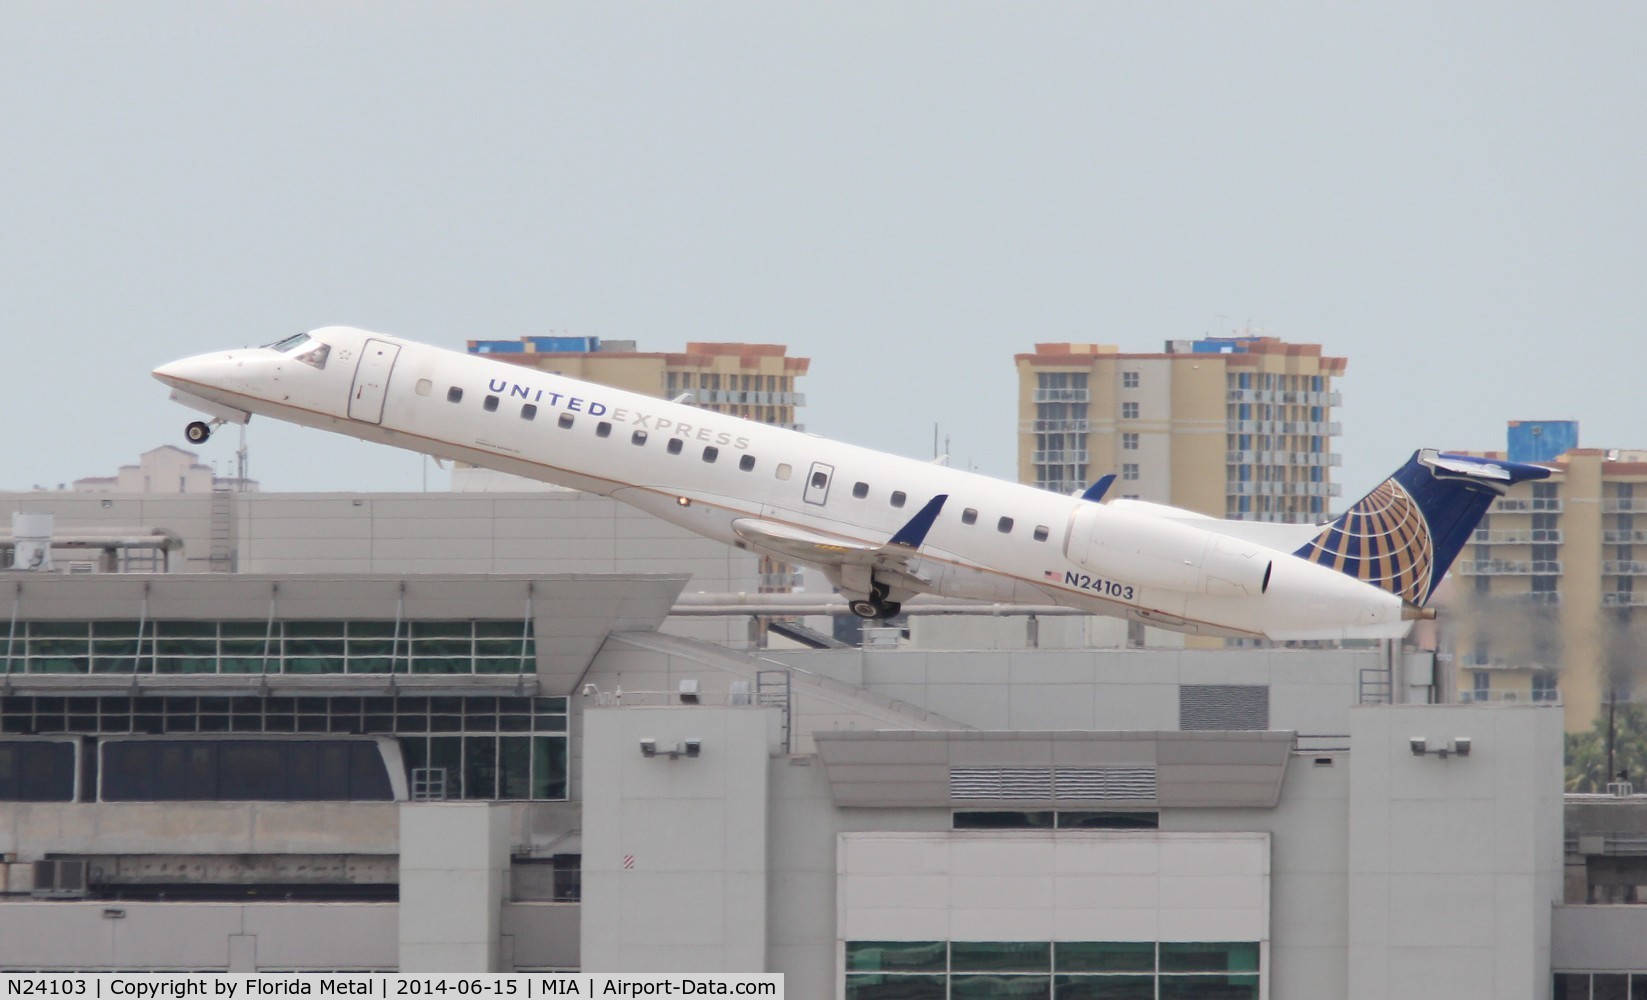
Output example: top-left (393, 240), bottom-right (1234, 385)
top-left (294, 343), bottom-right (329, 370)
top-left (265, 332), bottom-right (312, 352)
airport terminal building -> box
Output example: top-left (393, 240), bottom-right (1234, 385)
top-left (2, 485), bottom-right (1646, 998)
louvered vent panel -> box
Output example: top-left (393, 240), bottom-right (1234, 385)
top-left (949, 766), bottom-right (1053, 800)
top-left (1054, 766), bottom-right (1157, 800)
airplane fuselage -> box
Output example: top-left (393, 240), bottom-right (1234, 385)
top-left (155, 326), bottom-right (1415, 641)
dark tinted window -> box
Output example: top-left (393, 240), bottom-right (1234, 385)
top-left (1033, 525), bottom-right (1050, 542)
top-left (853, 482), bottom-right (869, 499)
top-left (891, 491), bottom-right (907, 508)
top-left (667, 438), bottom-right (683, 455)
top-left (739, 455), bottom-right (756, 472)
top-left (446, 387), bottom-right (463, 403)
top-left (962, 508), bottom-right (978, 525)
top-left (0, 742), bottom-right (76, 802)
top-left (998, 517), bottom-right (1014, 533)
top-left (596, 421), bottom-right (611, 437)
top-left (703, 446), bottom-right (719, 463)
top-left (100, 740), bottom-right (394, 802)
top-left (483, 395), bottom-right (499, 412)
top-left (520, 403), bottom-right (537, 420)
top-left (631, 430), bottom-right (648, 446)
top-left (558, 413), bottom-right (574, 429)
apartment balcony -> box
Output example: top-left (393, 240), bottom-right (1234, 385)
top-left (1603, 498), bottom-right (1647, 513)
top-left (1469, 529), bottom-right (1564, 545)
top-left (1603, 592), bottom-right (1647, 607)
top-left (1456, 560), bottom-right (1564, 576)
top-left (1494, 498), bottom-right (1564, 513)
top-left (1021, 419), bottom-right (1091, 434)
top-left (1603, 561), bottom-right (1647, 576)
top-left (1604, 529), bottom-right (1647, 544)
top-left (692, 389), bottom-right (805, 407)
top-left (1032, 450), bottom-right (1091, 465)
top-left (1516, 592), bottom-right (1563, 605)
top-left (1033, 388), bottom-right (1091, 403)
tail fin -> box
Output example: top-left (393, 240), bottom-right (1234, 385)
top-left (1293, 449), bottom-right (1551, 607)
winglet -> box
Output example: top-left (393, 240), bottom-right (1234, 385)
top-left (887, 494), bottom-right (948, 549)
top-left (1080, 474), bottom-right (1116, 503)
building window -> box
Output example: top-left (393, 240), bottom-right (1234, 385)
top-left (1122, 433), bottom-right (1138, 450)
top-left (1121, 464), bottom-right (1140, 481)
top-left (447, 387), bottom-right (463, 404)
top-left (1122, 371), bottom-right (1139, 388)
top-left (853, 482), bottom-right (869, 499)
top-left (891, 491), bottom-right (907, 508)
top-left (1472, 671), bottom-right (1491, 703)
top-left (961, 508), bottom-right (978, 526)
top-left (1533, 673), bottom-right (1558, 703)
top-left (520, 404), bottom-right (537, 421)
top-left (1121, 402), bottom-right (1139, 419)
top-left (844, 941), bottom-right (1258, 999)
top-left (739, 455), bottom-right (756, 472)
top-left (483, 395), bottom-right (499, 413)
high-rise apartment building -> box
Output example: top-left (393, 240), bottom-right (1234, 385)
top-left (1445, 421), bottom-right (1647, 731)
top-left (468, 336), bottom-right (809, 592)
top-left (1016, 337), bottom-right (1346, 521)
top-left (469, 336), bottom-right (808, 430)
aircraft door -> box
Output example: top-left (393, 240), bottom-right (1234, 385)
top-left (348, 340), bottom-right (401, 424)
top-left (803, 462), bottom-right (834, 506)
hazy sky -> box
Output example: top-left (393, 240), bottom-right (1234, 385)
top-left (3, 3), bottom-right (1643, 499)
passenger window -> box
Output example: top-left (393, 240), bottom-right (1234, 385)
top-left (703, 446), bottom-right (719, 463)
top-left (891, 491), bottom-right (907, 508)
top-left (1033, 525), bottom-right (1050, 542)
top-left (415, 379), bottom-right (433, 396)
top-left (998, 516), bottom-right (1014, 533)
top-left (852, 482), bottom-right (869, 499)
top-left (739, 455), bottom-right (756, 472)
top-left (521, 404), bottom-right (537, 421)
top-left (961, 508), bottom-right (978, 525)
top-left (447, 387), bottom-right (464, 403)
top-left (483, 395), bottom-right (499, 412)
top-left (559, 413), bottom-right (575, 430)
top-left (775, 463), bottom-right (792, 481)
top-left (596, 421), bottom-right (611, 437)
top-left (632, 430), bottom-right (648, 446)
top-left (667, 438), bottom-right (683, 455)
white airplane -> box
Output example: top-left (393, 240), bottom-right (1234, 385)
top-left (154, 326), bottom-right (1548, 641)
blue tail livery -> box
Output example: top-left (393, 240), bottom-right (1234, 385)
top-left (1293, 449), bottom-right (1551, 606)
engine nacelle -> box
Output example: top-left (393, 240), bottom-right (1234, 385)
top-left (1066, 503), bottom-right (1272, 597)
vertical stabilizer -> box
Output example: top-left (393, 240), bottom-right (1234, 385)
top-left (1293, 449), bottom-right (1550, 606)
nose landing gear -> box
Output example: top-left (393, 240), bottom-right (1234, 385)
top-left (184, 419), bottom-right (222, 444)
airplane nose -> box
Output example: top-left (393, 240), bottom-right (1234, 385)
top-left (152, 351), bottom-right (238, 390)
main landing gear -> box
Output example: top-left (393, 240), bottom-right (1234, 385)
top-left (848, 583), bottom-right (902, 621)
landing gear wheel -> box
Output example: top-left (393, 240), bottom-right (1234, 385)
top-left (849, 598), bottom-right (883, 619)
top-left (185, 421), bottom-right (212, 444)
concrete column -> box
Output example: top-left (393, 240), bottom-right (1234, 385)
top-left (399, 803), bottom-right (511, 972)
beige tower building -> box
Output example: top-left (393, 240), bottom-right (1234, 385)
top-left (469, 336), bottom-right (808, 430)
top-left (468, 335), bottom-right (809, 592)
top-left (1016, 336), bottom-right (1346, 522)
top-left (1446, 422), bottom-right (1647, 732)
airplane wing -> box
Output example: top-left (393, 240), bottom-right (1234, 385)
top-left (730, 494), bottom-right (948, 581)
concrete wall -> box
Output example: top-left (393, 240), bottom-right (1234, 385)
top-left (1551, 904), bottom-right (1647, 972)
top-left (580, 706), bottom-right (772, 973)
top-left (783, 647), bottom-right (1368, 734)
top-left (1347, 704), bottom-right (1565, 1000)
top-left (0, 901), bottom-right (397, 970)
top-left (400, 803), bottom-right (511, 972)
